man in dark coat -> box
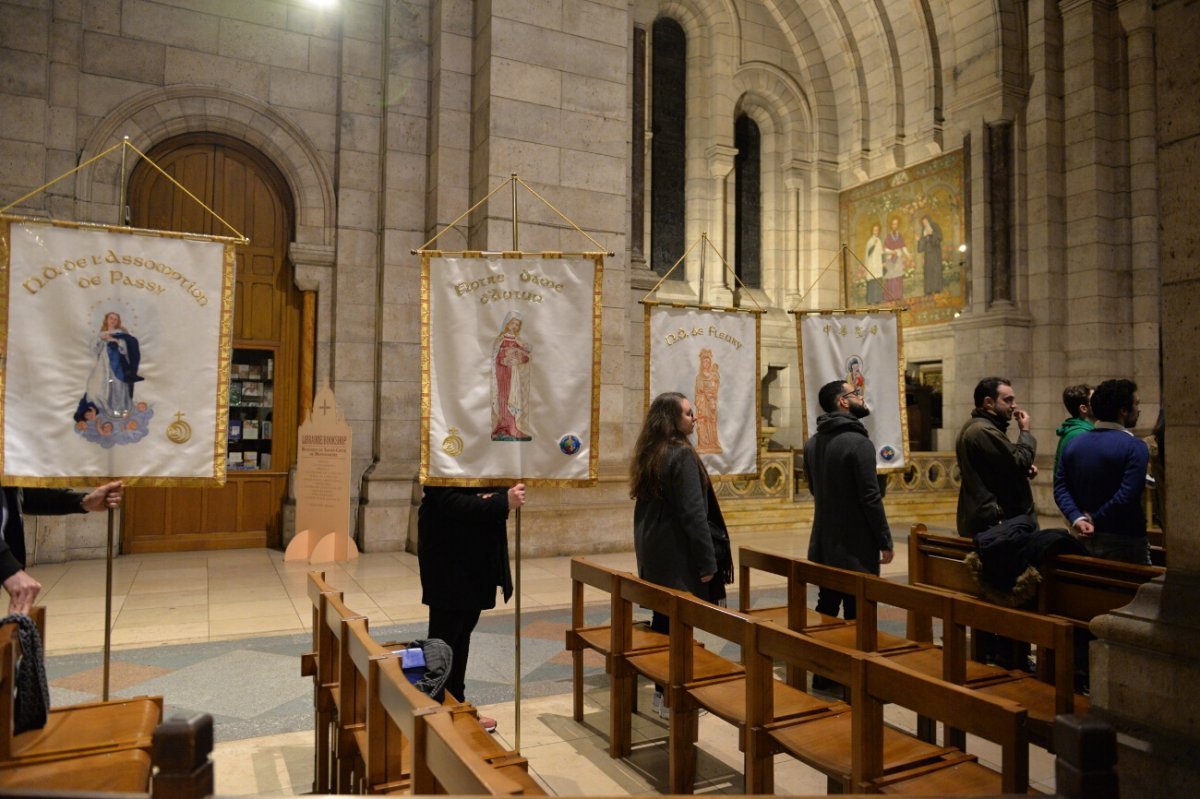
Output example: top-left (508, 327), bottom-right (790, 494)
top-left (418, 483), bottom-right (524, 730)
top-left (803, 380), bottom-right (894, 621)
top-left (956, 377), bottom-right (1037, 537)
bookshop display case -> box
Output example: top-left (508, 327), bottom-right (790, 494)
top-left (228, 347), bottom-right (276, 471)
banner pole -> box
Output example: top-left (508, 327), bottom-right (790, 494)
top-left (510, 173), bottom-right (523, 753)
top-left (102, 508), bottom-right (114, 700)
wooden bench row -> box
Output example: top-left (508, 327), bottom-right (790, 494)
top-left (569, 557), bottom-right (1038, 795)
top-left (302, 571), bottom-right (545, 796)
top-left (907, 523), bottom-right (1165, 640)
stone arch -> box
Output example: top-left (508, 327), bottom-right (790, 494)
top-left (732, 62), bottom-right (812, 162)
top-left (74, 85), bottom-right (335, 248)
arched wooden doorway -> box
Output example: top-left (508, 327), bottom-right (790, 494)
top-left (123, 134), bottom-right (302, 552)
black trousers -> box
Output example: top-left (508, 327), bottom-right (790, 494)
top-left (427, 605), bottom-right (483, 703)
top-left (814, 586), bottom-right (857, 620)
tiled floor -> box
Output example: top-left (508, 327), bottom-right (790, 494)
top-left (30, 523), bottom-right (1056, 795)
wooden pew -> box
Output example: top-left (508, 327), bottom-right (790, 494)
top-left (344, 617), bottom-right (415, 793)
top-left (300, 570), bottom-right (341, 793)
top-left (319, 591), bottom-right (369, 792)
top-left (907, 523), bottom-right (1164, 639)
top-left (747, 621), bottom-right (959, 794)
top-left (608, 572), bottom-right (743, 761)
top-left (565, 558), bottom-right (667, 723)
top-left (0, 614), bottom-right (163, 772)
top-left (670, 591), bottom-right (847, 794)
top-left (736, 546), bottom-right (849, 630)
top-left (854, 656), bottom-right (1031, 794)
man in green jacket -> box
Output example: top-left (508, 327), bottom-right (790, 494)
top-left (1053, 384), bottom-right (1094, 479)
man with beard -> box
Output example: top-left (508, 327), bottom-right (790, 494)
top-left (956, 377), bottom-right (1038, 537)
top-left (804, 380), bottom-right (894, 624)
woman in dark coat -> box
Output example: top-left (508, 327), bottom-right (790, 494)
top-left (630, 392), bottom-right (731, 716)
top-left (418, 483), bottom-right (524, 730)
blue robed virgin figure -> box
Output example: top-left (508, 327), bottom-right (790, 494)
top-left (75, 311), bottom-right (143, 422)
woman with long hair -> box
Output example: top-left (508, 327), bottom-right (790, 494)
top-left (630, 392), bottom-right (732, 717)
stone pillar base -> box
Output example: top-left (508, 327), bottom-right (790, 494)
top-left (1089, 571), bottom-right (1200, 798)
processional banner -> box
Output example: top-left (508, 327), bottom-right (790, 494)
top-left (421, 253), bottom-right (602, 486)
top-left (0, 218), bottom-right (235, 485)
top-left (644, 304), bottom-right (760, 478)
top-left (795, 310), bottom-right (908, 471)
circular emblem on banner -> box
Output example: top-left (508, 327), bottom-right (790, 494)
top-left (442, 427), bottom-right (464, 457)
top-left (879, 444), bottom-right (896, 462)
top-left (166, 412), bottom-right (192, 444)
top-left (558, 434), bottom-right (582, 455)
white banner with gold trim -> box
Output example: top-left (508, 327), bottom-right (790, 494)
top-left (0, 218), bottom-right (234, 485)
top-left (646, 304), bottom-right (760, 477)
top-left (421, 254), bottom-right (602, 486)
top-left (796, 311), bottom-right (908, 470)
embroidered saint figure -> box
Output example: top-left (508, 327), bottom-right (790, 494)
top-left (847, 355), bottom-right (866, 401)
top-left (76, 311), bottom-right (143, 420)
top-left (490, 312), bottom-right (533, 441)
top-left (694, 348), bottom-right (723, 454)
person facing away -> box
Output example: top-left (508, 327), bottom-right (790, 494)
top-left (956, 377), bottom-right (1038, 537)
top-left (803, 380), bottom-right (894, 621)
top-left (418, 482), bottom-right (525, 732)
top-left (630, 391), bottom-right (730, 717)
top-left (1054, 384), bottom-right (1094, 480)
top-left (1054, 378), bottom-right (1150, 565)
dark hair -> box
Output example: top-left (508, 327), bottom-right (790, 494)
top-left (973, 377), bottom-right (1011, 409)
top-left (818, 380), bottom-right (848, 413)
top-left (629, 392), bottom-right (702, 500)
top-left (1062, 384), bottom-right (1093, 418)
top-left (1090, 379), bottom-right (1138, 423)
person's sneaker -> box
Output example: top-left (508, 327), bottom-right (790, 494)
top-left (478, 715), bottom-right (498, 733)
top-left (658, 702), bottom-right (670, 720)
top-left (651, 690), bottom-right (664, 715)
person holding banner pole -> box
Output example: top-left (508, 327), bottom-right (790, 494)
top-left (630, 392), bottom-right (733, 718)
top-left (1, 482), bottom-right (124, 614)
top-left (417, 483), bottom-right (524, 732)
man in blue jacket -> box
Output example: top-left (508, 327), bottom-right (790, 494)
top-left (1054, 379), bottom-right (1150, 564)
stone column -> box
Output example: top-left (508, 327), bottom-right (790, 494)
top-left (1088, 1), bottom-right (1200, 795)
top-left (783, 162), bottom-right (808, 308)
top-left (703, 143), bottom-right (736, 306)
top-left (1118, 0), bottom-right (1161, 409)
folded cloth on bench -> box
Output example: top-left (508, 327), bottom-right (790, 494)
top-left (403, 638), bottom-right (452, 701)
top-left (0, 615), bottom-right (49, 733)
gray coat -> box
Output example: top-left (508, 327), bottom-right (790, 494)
top-left (633, 444), bottom-right (718, 598)
top-left (803, 412), bottom-right (893, 574)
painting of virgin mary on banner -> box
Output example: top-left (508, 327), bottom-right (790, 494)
top-left (1, 218), bottom-right (235, 485)
top-left (796, 310), bottom-right (908, 471)
top-left (645, 304), bottom-right (761, 477)
top-left (421, 254), bottom-right (602, 486)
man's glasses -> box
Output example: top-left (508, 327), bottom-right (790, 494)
top-left (841, 389), bottom-right (863, 399)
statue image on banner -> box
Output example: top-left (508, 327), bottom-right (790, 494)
top-left (73, 310), bottom-right (153, 448)
top-left (694, 348), bottom-right (723, 454)
top-left (490, 312), bottom-right (533, 442)
top-left (847, 355), bottom-right (866, 400)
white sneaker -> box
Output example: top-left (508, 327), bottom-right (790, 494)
top-left (651, 690), bottom-right (664, 714)
top-left (659, 702), bottom-right (670, 720)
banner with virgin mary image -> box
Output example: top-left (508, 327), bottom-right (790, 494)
top-left (645, 304), bottom-right (761, 477)
top-left (0, 218), bottom-right (235, 485)
top-left (421, 253), bottom-right (602, 486)
top-left (795, 309), bottom-right (908, 471)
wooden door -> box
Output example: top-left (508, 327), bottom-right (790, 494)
top-left (123, 134), bottom-right (301, 551)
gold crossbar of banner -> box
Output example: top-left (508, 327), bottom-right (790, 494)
top-left (0, 139), bottom-right (248, 243)
top-left (412, 174), bottom-right (613, 256)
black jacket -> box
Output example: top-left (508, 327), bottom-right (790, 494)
top-left (634, 444), bottom-right (720, 598)
top-left (1, 488), bottom-right (87, 582)
top-left (417, 487), bottom-right (513, 612)
top-left (803, 413), bottom-right (893, 574)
